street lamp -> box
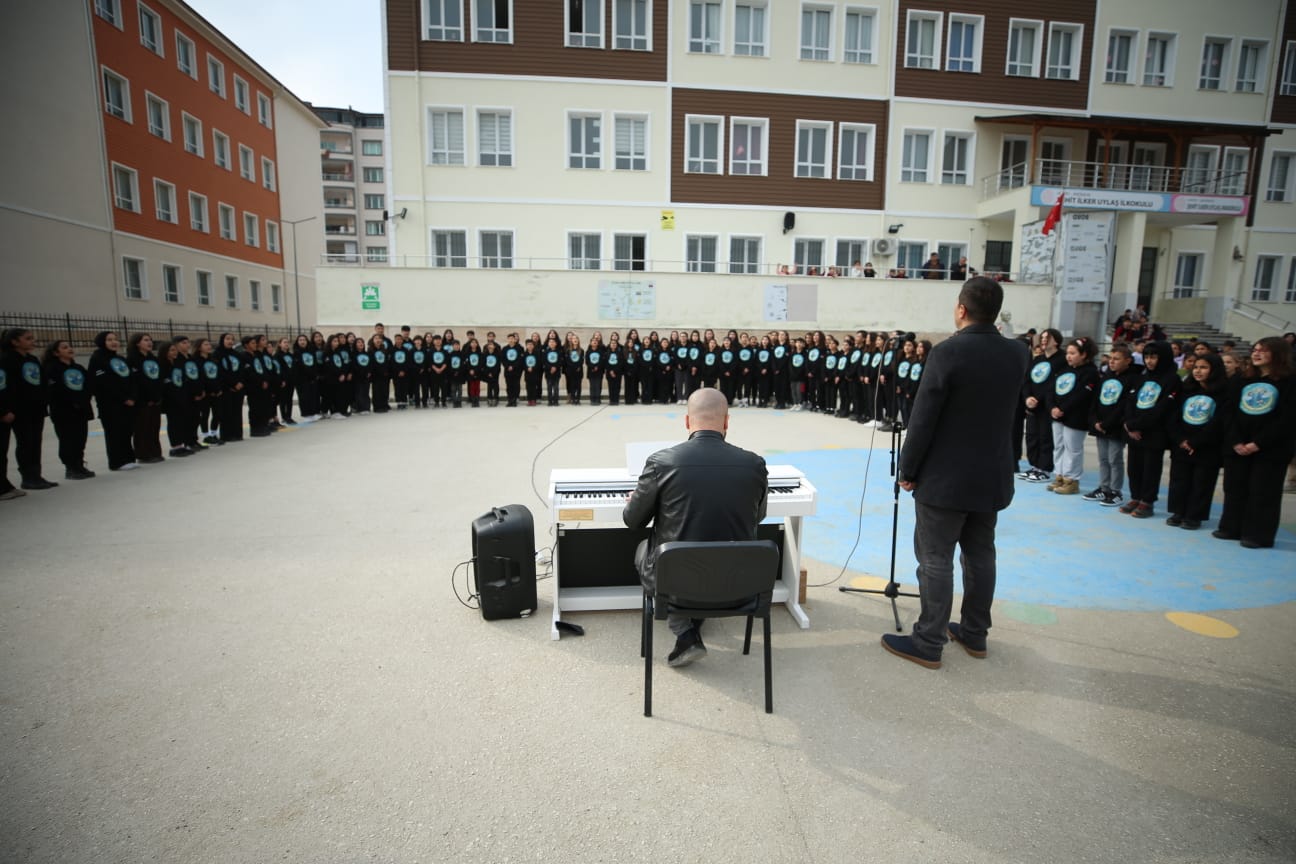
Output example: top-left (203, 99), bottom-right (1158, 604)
top-left (282, 216), bottom-right (317, 333)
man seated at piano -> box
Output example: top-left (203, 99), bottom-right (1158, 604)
top-left (623, 388), bottom-right (769, 667)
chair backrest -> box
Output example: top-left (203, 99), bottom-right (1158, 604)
top-left (653, 540), bottom-right (780, 607)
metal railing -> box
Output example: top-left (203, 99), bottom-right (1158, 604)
top-left (1231, 300), bottom-right (1293, 332)
top-left (324, 198), bottom-right (354, 209)
top-left (980, 159), bottom-right (1251, 200)
top-left (0, 312), bottom-right (306, 350)
top-left (321, 172), bottom-right (354, 182)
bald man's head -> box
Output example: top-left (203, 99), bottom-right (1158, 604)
top-left (686, 388), bottom-right (729, 435)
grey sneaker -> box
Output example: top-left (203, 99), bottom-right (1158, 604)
top-left (1100, 490), bottom-right (1124, 507)
top-left (1081, 487), bottom-right (1106, 501)
top-left (0, 487), bottom-right (27, 500)
top-left (667, 629), bottom-right (707, 668)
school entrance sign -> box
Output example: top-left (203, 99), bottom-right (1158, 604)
top-left (361, 284), bottom-right (380, 310)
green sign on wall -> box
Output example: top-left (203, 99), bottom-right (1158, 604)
top-left (361, 284), bottom-right (380, 310)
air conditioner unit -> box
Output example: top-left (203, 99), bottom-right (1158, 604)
top-left (871, 237), bottom-right (896, 257)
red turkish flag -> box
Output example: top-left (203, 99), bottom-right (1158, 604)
top-left (1042, 193), bottom-right (1064, 235)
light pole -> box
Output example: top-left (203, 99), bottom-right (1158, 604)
top-left (282, 216), bottom-right (317, 333)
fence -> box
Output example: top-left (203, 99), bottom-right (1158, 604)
top-left (0, 312), bottom-right (307, 350)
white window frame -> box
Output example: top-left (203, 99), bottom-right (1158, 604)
top-left (1287, 258), bottom-right (1296, 303)
top-left (365, 220), bottom-right (387, 237)
top-left (196, 270), bottom-right (212, 307)
top-left (175, 31), bottom-right (197, 78)
top-left (366, 246), bottom-right (389, 264)
top-left (431, 229), bottom-right (468, 268)
top-left (101, 66), bottom-right (131, 122)
top-left (363, 194), bottom-right (385, 210)
top-left (137, 2), bottom-right (163, 56)
top-left (613, 113), bottom-right (649, 171)
top-left (901, 129), bottom-right (934, 183)
top-left (1236, 40), bottom-right (1267, 93)
top-left (363, 166), bottom-right (384, 183)
top-left (1039, 136), bottom-right (1072, 184)
top-left (111, 163), bottom-right (139, 212)
top-left (945, 13), bottom-right (983, 74)
top-left (838, 123), bottom-right (875, 182)
top-left (182, 112), bottom-right (203, 156)
top-left (239, 144), bottom-right (255, 182)
top-left (614, 0), bottom-right (651, 50)
top-left (793, 238), bottom-right (826, 273)
top-left (1283, 41), bottom-right (1296, 96)
top-left (1220, 146), bottom-right (1249, 196)
top-left (122, 256), bottom-right (146, 301)
top-left (685, 114), bottom-right (723, 175)
top-left (835, 238), bottom-right (870, 272)
top-left (568, 231), bottom-right (602, 270)
top-left (1105, 27), bottom-right (1138, 84)
top-left (262, 157), bottom-right (275, 191)
top-left (233, 74), bottom-right (250, 113)
top-left (153, 178), bottom-right (177, 223)
top-left (207, 55), bottom-right (225, 97)
top-left (567, 0), bottom-right (604, 48)
top-left (728, 235), bottom-right (762, 274)
top-left (905, 10), bottom-right (942, 69)
top-left (688, 0), bottom-right (722, 54)
top-left (188, 192), bottom-right (208, 232)
top-left (1172, 251), bottom-right (1205, 298)
top-left (266, 220), bottom-right (280, 253)
top-left (249, 279), bottom-right (261, 312)
top-left (162, 263), bottom-right (182, 305)
top-left (473, 0), bottom-right (514, 43)
top-left (479, 229), bottom-right (515, 269)
top-left (1143, 32), bottom-right (1177, 87)
top-left (568, 112), bottom-right (603, 170)
top-left (1046, 22), bottom-right (1083, 80)
top-left (1266, 151), bottom-right (1295, 202)
top-left (896, 240), bottom-right (929, 274)
top-left (800, 4), bottom-right (834, 62)
top-left (362, 139), bottom-right (383, 156)
top-left (217, 203), bottom-right (235, 241)
top-left (477, 108), bottom-right (514, 167)
top-left (1006, 19), bottom-right (1043, 77)
top-left (428, 107), bottom-right (466, 165)
top-left (271, 283), bottom-right (282, 313)
top-left (843, 6), bottom-right (876, 64)
top-left (1183, 144), bottom-right (1219, 193)
top-left (1252, 255), bottom-right (1280, 302)
top-left (244, 212), bottom-right (259, 247)
top-left (224, 275), bottom-right (239, 309)
top-left (940, 130), bottom-right (973, 185)
top-left (733, 1), bottom-right (766, 57)
top-left (1199, 36), bottom-right (1230, 91)
top-left (613, 233), bottom-right (649, 271)
top-left (145, 91), bottom-right (169, 140)
top-left (426, 0), bottom-right (464, 41)
top-left (212, 129), bottom-right (230, 169)
top-left (730, 117), bottom-right (768, 176)
top-left (257, 92), bottom-right (273, 127)
top-left (686, 234), bottom-right (720, 273)
top-left (95, 0), bottom-right (122, 27)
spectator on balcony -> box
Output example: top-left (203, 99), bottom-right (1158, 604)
top-left (863, 262), bottom-right (877, 277)
top-left (922, 253), bottom-right (945, 280)
top-left (850, 259), bottom-right (865, 277)
top-left (950, 257), bottom-right (969, 281)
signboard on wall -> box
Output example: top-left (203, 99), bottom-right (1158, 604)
top-left (598, 280), bottom-right (656, 319)
top-left (764, 284), bottom-right (818, 322)
top-left (361, 284), bottom-right (380, 310)
top-left (660, 210), bottom-right (675, 230)
top-left (1057, 212), bottom-right (1116, 302)
top-left (1031, 186), bottom-right (1249, 217)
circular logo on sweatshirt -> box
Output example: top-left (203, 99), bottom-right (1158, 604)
top-left (1030, 360), bottom-right (1052, 384)
top-left (356, 354), bottom-right (369, 367)
top-left (254, 358), bottom-right (265, 374)
top-left (469, 353), bottom-right (480, 367)
top-left (658, 351), bottom-right (670, 365)
top-left (63, 368), bottom-right (85, 391)
top-left (808, 348), bottom-right (821, 362)
top-left (184, 361), bottom-right (199, 380)
top-left (142, 359), bottom-right (159, 380)
top-left (204, 360), bottom-right (219, 379)
top-left (505, 348), bottom-right (519, 362)
top-left (792, 354), bottom-right (804, 368)
top-left (110, 357), bottom-right (130, 377)
top-left (826, 355), bottom-right (838, 370)
top-left (1239, 382), bottom-right (1278, 416)
top-left (171, 368), bottom-right (184, 388)
top-left (282, 354), bottom-right (293, 368)
top-left (21, 360), bottom-right (40, 386)
top-left (589, 351), bottom-right (600, 364)
top-left (549, 351), bottom-right (561, 365)
top-left (486, 354), bottom-right (498, 368)
top-left (871, 353), bottom-right (882, 368)
top-left (775, 346), bottom-right (786, 359)
top-left (374, 350), bottom-right (387, 364)
top-left (432, 351), bottom-right (445, 365)
top-left (526, 355), bottom-right (537, 368)
top-left (641, 349), bottom-right (653, 363)
top-left (1136, 381), bottom-right (1162, 410)
top-left (394, 351), bottom-right (406, 364)
top-left (676, 347), bottom-right (689, 360)
top-left (758, 349), bottom-right (770, 363)
top-left (704, 353), bottom-right (715, 366)
top-left (607, 352), bottom-right (618, 365)
top-left (1054, 371), bottom-right (1076, 396)
top-left (450, 355), bottom-right (462, 369)
top-left (0, 369), bottom-right (6, 390)
top-left (739, 349), bottom-right (752, 362)
top-left (909, 362), bottom-right (922, 381)
top-left (883, 350), bottom-right (894, 366)
top-left (722, 350), bottom-right (734, 364)
top-left (898, 360), bottom-right (912, 379)
top-left (1099, 378), bottom-right (1123, 406)
top-left (1182, 395), bottom-right (1216, 426)
top-left (302, 353), bottom-right (314, 367)
top-left (414, 351), bottom-right (425, 364)
top-left (689, 347), bottom-right (699, 360)
top-left (229, 356), bottom-right (241, 372)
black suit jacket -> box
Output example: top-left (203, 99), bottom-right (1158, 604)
top-left (898, 323), bottom-right (1030, 513)
top-left (623, 430), bottom-right (768, 586)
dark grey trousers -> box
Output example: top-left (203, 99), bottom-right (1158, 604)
top-left (911, 502), bottom-right (998, 656)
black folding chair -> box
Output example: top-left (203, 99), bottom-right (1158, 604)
top-left (640, 540), bottom-right (780, 717)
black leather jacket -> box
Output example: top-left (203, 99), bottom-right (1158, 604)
top-left (622, 430), bottom-right (768, 589)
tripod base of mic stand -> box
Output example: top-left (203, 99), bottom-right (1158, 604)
top-left (839, 582), bottom-right (920, 632)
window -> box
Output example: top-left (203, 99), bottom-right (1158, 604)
top-left (475, 0), bottom-right (512, 42)
top-left (843, 8), bottom-right (874, 63)
top-left (1252, 256), bottom-right (1279, 302)
top-left (154, 179), bottom-right (176, 223)
top-left (249, 280), bottom-right (261, 312)
top-left (689, 1), bottom-right (721, 53)
top-left (262, 158), bottom-right (275, 191)
top-left (196, 270), bottom-right (212, 306)
top-left (730, 118), bottom-right (766, 176)
top-left (1236, 41), bottom-right (1266, 92)
top-left (1220, 147), bottom-right (1249, 195)
top-left (257, 93), bottom-right (272, 127)
top-left (162, 264), bottom-right (181, 304)
top-left (729, 236), bottom-right (761, 274)
top-left (207, 55), bottom-right (225, 97)
top-left (1183, 145), bottom-right (1218, 192)
top-left (429, 109), bottom-right (465, 165)
top-left (1171, 253), bottom-right (1203, 298)
top-left (614, 115), bottom-right (647, 170)
top-left (225, 275), bottom-right (239, 309)
top-left (937, 242), bottom-right (966, 276)
top-left (839, 124), bottom-right (874, 181)
top-left (244, 213), bottom-right (259, 247)
top-left (182, 113), bottom-right (202, 156)
top-left (734, 2), bottom-right (766, 56)
top-left (1000, 137), bottom-right (1028, 189)
top-left (614, 233), bottom-right (647, 270)
top-left (1039, 138), bottom-right (1070, 184)
top-left (1047, 23), bottom-right (1082, 79)
top-left (271, 284), bottom-right (282, 313)
top-left (218, 203), bottom-right (235, 240)
top-left (941, 132), bottom-right (971, 185)
top-left (363, 166), bottom-right (384, 182)
top-left (901, 130), bottom-right (932, 183)
top-left (480, 230), bottom-right (514, 268)
top-left (145, 92), bottom-right (169, 139)
top-left (946, 14), bottom-right (981, 73)
top-left (1267, 152), bottom-right (1293, 202)
top-left (569, 232), bottom-right (601, 269)
top-left (123, 257), bottom-right (145, 300)
top-left (793, 239), bottom-right (824, 273)
top-left (138, 3), bottom-right (162, 55)
top-left (102, 68), bottom-right (130, 121)
top-left (112, 164), bottom-right (139, 211)
top-left (615, 0), bottom-right (649, 50)
top-left (95, 0), bottom-right (121, 26)
top-left (232, 76), bottom-right (249, 113)
top-left (568, 0), bottom-right (603, 47)
top-left (212, 131), bottom-right (230, 169)
top-left (905, 11), bottom-right (941, 69)
top-left (239, 145), bottom-right (255, 181)
top-left (835, 239), bottom-right (868, 271)
top-left (364, 194), bottom-right (385, 209)
top-left (801, 5), bottom-right (832, 61)
top-left (427, 0), bottom-right (463, 40)
top-left (176, 32), bottom-right (196, 77)
top-left (362, 140), bottom-right (383, 156)
top-left (1288, 260), bottom-right (1296, 303)
top-left (189, 192), bottom-right (208, 232)
top-left (1007, 19), bottom-right (1042, 76)
top-left (478, 110), bottom-right (513, 166)
top-left (1105, 28), bottom-right (1136, 83)
top-left (897, 241), bottom-right (928, 274)
top-left (366, 220), bottom-right (386, 236)
top-left (1144, 33), bottom-right (1175, 86)
top-left (686, 116), bottom-right (722, 174)
top-left (1200, 38), bottom-right (1229, 90)
top-left (266, 221), bottom-right (280, 253)
top-left (433, 230), bottom-right (469, 267)
top-left (366, 246), bottom-right (389, 263)
top-left (686, 235), bottom-right (719, 272)
top-left (1283, 41), bottom-right (1296, 96)
top-left (569, 114), bottom-right (602, 169)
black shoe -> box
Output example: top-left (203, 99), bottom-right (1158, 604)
top-left (1211, 529), bottom-right (1239, 540)
top-left (1181, 519), bottom-right (1201, 530)
top-left (947, 623), bottom-right (987, 658)
top-left (138, 456), bottom-right (165, 464)
top-left (169, 447), bottom-right (193, 458)
top-left (1165, 514), bottom-right (1183, 527)
top-left (284, 418), bottom-right (297, 425)
top-left (880, 633), bottom-right (941, 669)
top-left (1240, 539), bottom-right (1273, 549)
top-left (667, 628), bottom-right (707, 668)
top-left (250, 428), bottom-right (273, 437)
top-left (65, 467), bottom-right (95, 480)
top-left (21, 478), bottom-right (58, 490)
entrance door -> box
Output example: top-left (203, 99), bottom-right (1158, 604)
top-left (1000, 137), bottom-right (1029, 190)
top-left (1138, 247), bottom-right (1157, 313)
top-left (1094, 140), bottom-right (1128, 189)
top-left (1040, 139), bottom-right (1071, 185)
top-left (1131, 143), bottom-right (1167, 191)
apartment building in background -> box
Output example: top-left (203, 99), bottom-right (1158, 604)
top-left (0, 0), bottom-right (326, 328)
top-left (360, 0), bottom-right (1296, 339)
top-left (312, 107), bottom-right (391, 266)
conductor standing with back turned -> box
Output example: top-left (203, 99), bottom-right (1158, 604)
top-left (884, 276), bottom-right (1030, 669)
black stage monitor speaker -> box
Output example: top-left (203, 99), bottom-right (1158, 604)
top-left (783, 211), bottom-right (796, 233)
top-left (471, 504), bottom-right (538, 620)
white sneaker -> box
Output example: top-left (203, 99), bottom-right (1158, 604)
top-left (118, 462), bottom-right (139, 471)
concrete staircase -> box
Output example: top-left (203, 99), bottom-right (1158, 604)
top-left (1114, 321), bottom-right (1247, 347)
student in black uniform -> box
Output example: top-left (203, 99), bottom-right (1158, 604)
top-left (411, 336), bottom-right (429, 408)
top-left (585, 333), bottom-right (605, 405)
top-left (543, 336), bottom-right (562, 406)
top-left (0, 338), bottom-right (15, 500)
top-left (1084, 344), bottom-right (1136, 507)
top-left (127, 333), bottom-right (165, 464)
top-left (521, 337), bottom-right (541, 406)
top-left (173, 336), bottom-right (206, 450)
top-left (1046, 337), bottom-right (1099, 496)
top-left (158, 341), bottom-right (194, 458)
top-left (42, 339), bottom-right (95, 480)
top-left (1166, 352), bottom-right (1229, 529)
top-left (447, 339), bottom-right (466, 408)
top-left (700, 337), bottom-right (720, 390)
top-left (368, 335), bottom-right (389, 413)
top-left (292, 335), bottom-right (319, 419)
top-left (1121, 341), bottom-right (1180, 518)
top-left (89, 331), bottom-right (139, 470)
top-left (482, 340), bottom-right (502, 406)
top-left (684, 330), bottom-right (702, 398)
top-left (274, 337), bottom-right (297, 424)
top-left (390, 337), bottom-right (411, 409)
top-left (215, 333), bottom-right (246, 440)
top-left (605, 333), bottom-right (623, 406)
top-left (655, 337), bottom-right (674, 404)
top-left (328, 334), bottom-right (352, 418)
top-left (463, 337), bottom-right (483, 407)
top-left (502, 333), bottom-right (524, 407)
top-left (193, 338), bottom-right (223, 444)
top-left (622, 330), bottom-right (640, 405)
top-left (563, 334), bottom-right (584, 405)
top-left (0, 329), bottom-right (56, 490)
top-left (242, 335), bottom-right (275, 435)
top-left (820, 335), bottom-right (839, 415)
top-left (1019, 329), bottom-right (1065, 482)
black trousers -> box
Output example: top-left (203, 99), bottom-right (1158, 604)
top-left (133, 403), bottom-right (163, 460)
top-left (1166, 453), bottom-right (1220, 521)
top-left (99, 401), bottom-right (136, 468)
top-left (51, 414), bottom-right (89, 470)
top-left (1126, 443), bottom-right (1165, 504)
top-left (12, 412), bottom-right (45, 481)
top-left (911, 502), bottom-right (998, 657)
top-left (277, 385), bottom-right (294, 422)
top-left (370, 375), bottom-right (388, 412)
top-left (0, 420), bottom-right (14, 491)
top-left (1218, 453), bottom-right (1287, 546)
top-left (298, 379), bottom-right (319, 417)
top-left (564, 372), bottom-right (582, 402)
top-left (607, 373), bottom-right (621, 405)
top-left (524, 372), bottom-right (541, 403)
top-left (588, 373), bottom-right (603, 405)
top-left (504, 372), bottom-right (521, 405)
top-left (221, 390), bottom-right (245, 441)
top-left (1024, 409), bottom-right (1053, 472)
top-left (1011, 400), bottom-right (1027, 462)
top-left (545, 373), bottom-right (561, 404)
